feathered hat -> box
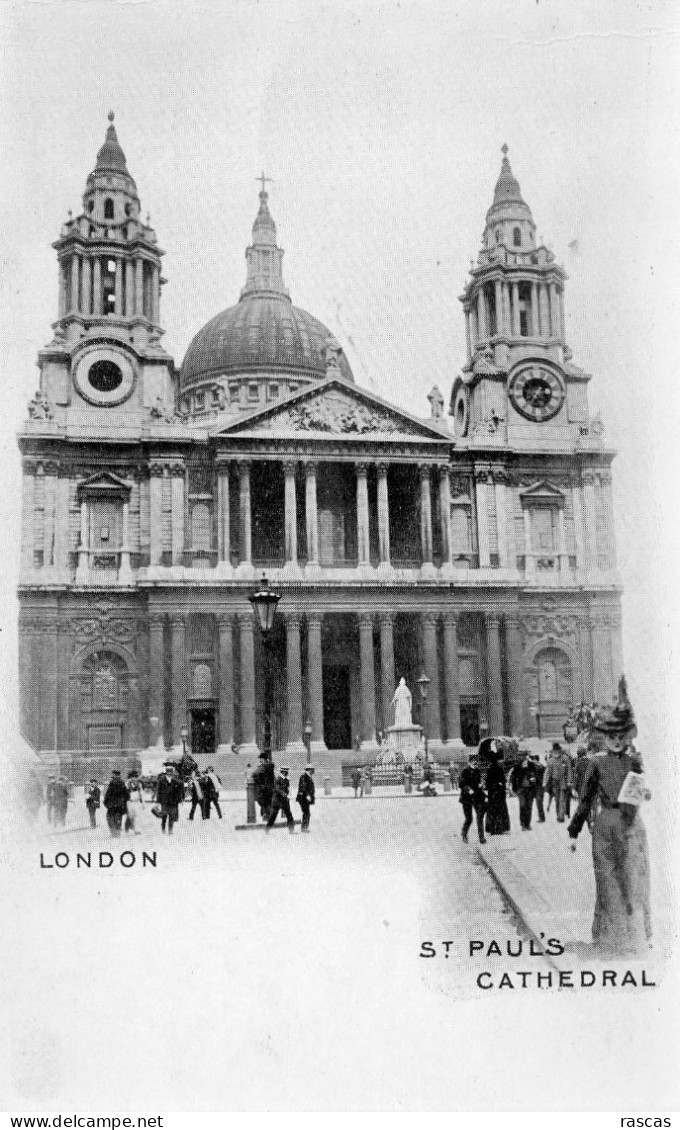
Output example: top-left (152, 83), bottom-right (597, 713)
top-left (591, 676), bottom-right (637, 737)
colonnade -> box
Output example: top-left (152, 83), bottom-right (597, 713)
top-left (465, 277), bottom-right (565, 357)
top-left (58, 251), bottom-right (160, 323)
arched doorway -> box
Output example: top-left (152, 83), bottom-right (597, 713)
top-left (525, 645), bottom-right (573, 738)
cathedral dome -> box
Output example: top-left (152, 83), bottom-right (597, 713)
top-left (180, 295), bottom-right (353, 390)
top-left (180, 184), bottom-right (353, 393)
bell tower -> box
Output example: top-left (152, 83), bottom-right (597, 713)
top-left (451, 146), bottom-right (591, 447)
top-left (37, 113), bottom-right (174, 423)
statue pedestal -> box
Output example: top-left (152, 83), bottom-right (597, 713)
top-left (385, 724), bottom-right (423, 764)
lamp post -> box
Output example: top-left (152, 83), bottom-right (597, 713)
top-left (417, 673), bottom-right (431, 761)
top-left (303, 719), bottom-right (312, 759)
top-left (249, 575), bottom-right (281, 759)
top-left (180, 724), bottom-right (189, 756)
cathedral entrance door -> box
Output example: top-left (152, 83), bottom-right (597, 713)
top-left (190, 707), bottom-right (216, 755)
top-left (460, 703), bottom-right (480, 747)
top-left (323, 665), bottom-right (351, 749)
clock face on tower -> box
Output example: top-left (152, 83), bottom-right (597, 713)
top-left (73, 346), bottom-right (136, 407)
top-left (508, 364), bottom-right (565, 422)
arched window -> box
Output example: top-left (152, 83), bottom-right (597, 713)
top-left (495, 229), bottom-right (502, 244)
top-left (104, 198), bottom-right (114, 220)
top-left (513, 227), bottom-right (521, 247)
top-left (88, 200), bottom-right (95, 214)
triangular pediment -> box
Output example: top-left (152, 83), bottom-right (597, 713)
top-left (214, 378), bottom-right (450, 442)
top-left (519, 480), bottom-right (565, 504)
top-left (77, 471), bottom-right (131, 497)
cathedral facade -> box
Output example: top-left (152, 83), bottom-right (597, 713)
top-left (17, 119), bottom-right (623, 775)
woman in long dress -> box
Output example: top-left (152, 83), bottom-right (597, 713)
top-left (568, 678), bottom-right (652, 957)
top-left (484, 747), bottom-right (511, 835)
top-left (124, 769), bottom-right (144, 834)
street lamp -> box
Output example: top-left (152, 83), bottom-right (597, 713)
top-left (180, 724), bottom-right (189, 756)
top-left (304, 719), bottom-right (312, 758)
top-left (249, 575), bottom-right (281, 758)
top-left (417, 673), bottom-right (431, 760)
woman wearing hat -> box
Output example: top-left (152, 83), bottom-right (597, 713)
top-left (568, 677), bottom-right (652, 956)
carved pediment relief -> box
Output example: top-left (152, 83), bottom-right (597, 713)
top-left (519, 479), bottom-right (566, 506)
top-left (77, 471), bottom-right (131, 498)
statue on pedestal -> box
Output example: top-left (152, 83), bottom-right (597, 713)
top-left (391, 678), bottom-right (413, 728)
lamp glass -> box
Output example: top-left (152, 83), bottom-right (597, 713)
top-left (417, 673), bottom-right (431, 701)
top-left (249, 576), bottom-right (281, 636)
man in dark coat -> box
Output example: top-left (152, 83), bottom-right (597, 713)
top-left (253, 753), bottom-right (275, 821)
top-left (203, 766), bottom-right (223, 819)
top-left (103, 770), bottom-right (129, 837)
top-left (544, 743), bottom-right (573, 822)
top-left (296, 765), bottom-right (315, 833)
top-left (85, 779), bottom-right (101, 829)
top-left (458, 753), bottom-right (486, 844)
top-left (530, 755), bottom-right (546, 822)
top-left (155, 763), bottom-right (184, 834)
top-left (187, 769), bottom-right (206, 821)
top-left (266, 767), bottom-right (295, 833)
top-left (510, 752), bottom-right (537, 831)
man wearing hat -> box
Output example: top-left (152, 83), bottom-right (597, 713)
top-left (568, 676), bottom-right (652, 956)
top-left (155, 762), bottom-right (184, 835)
top-left (458, 753), bottom-right (486, 844)
top-left (544, 741), bottom-right (573, 822)
top-left (510, 750), bottom-right (538, 831)
top-left (253, 752), bottom-right (275, 822)
top-left (103, 769), bottom-right (129, 837)
top-left (296, 765), bottom-right (315, 833)
top-left (85, 778), bottom-right (101, 829)
top-left (266, 766), bottom-right (296, 833)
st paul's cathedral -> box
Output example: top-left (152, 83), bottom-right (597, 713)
top-left (17, 118), bottom-right (623, 776)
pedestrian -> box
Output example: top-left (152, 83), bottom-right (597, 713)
top-left (85, 778), bottom-right (101, 829)
top-left (568, 677), bottom-right (652, 957)
top-left (52, 776), bottom-right (69, 827)
top-left (545, 742), bottom-right (573, 822)
top-left (45, 775), bottom-right (58, 826)
top-left (571, 745), bottom-right (591, 800)
top-left (253, 752), bottom-right (275, 821)
top-left (484, 745), bottom-right (511, 835)
top-left (418, 765), bottom-right (438, 797)
top-left (361, 765), bottom-right (373, 796)
top-left (203, 766), bottom-right (223, 819)
top-left (510, 751), bottom-right (538, 831)
top-left (530, 755), bottom-right (546, 822)
top-left (266, 766), bottom-right (296, 833)
top-left (448, 763), bottom-right (459, 791)
top-left (124, 770), bottom-right (144, 834)
top-left (103, 769), bottom-right (129, 837)
top-left (296, 765), bottom-right (315, 833)
top-left (458, 753), bottom-right (486, 844)
top-left (350, 767), bottom-right (362, 797)
top-left (155, 762), bottom-right (184, 834)
top-left (23, 769), bottom-right (44, 823)
top-left (187, 769), bottom-right (206, 821)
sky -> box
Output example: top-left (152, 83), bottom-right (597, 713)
top-left (0, 0), bottom-right (678, 752)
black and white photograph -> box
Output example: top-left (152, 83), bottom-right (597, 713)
top-left (0, 0), bottom-right (678, 1116)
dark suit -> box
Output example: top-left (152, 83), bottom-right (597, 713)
top-left (510, 761), bottom-right (537, 830)
top-left (266, 774), bottom-right (295, 832)
top-left (85, 784), bottom-right (101, 829)
top-left (458, 765), bottom-right (486, 842)
top-left (296, 772), bottom-right (315, 832)
top-left (104, 777), bottom-right (129, 837)
top-left (155, 773), bottom-right (184, 834)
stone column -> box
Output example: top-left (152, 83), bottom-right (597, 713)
top-left (539, 283), bottom-right (550, 336)
top-left (149, 462), bottom-right (164, 566)
top-left (285, 613), bottom-right (306, 754)
top-left (493, 469), bottom-right (510, 568)
top-left (114, 258), bottom-right (123, 316)
top-left (238, 611), bottom-right (258, 754)
top-left (511, 282), bottom-right (520, 337)
top-left (464, 310), bottom-right (472, 359)
top-left (20, 460), bottom-right (37, 573)
top-left (530, 282), bottom-right (539, 337)
top-left (422, 612), bottom-right (441, 743)
top-left (523, 506), bottom-right (534, 579)
top-left (76, 498), bottom-right (89, 581)
top-left (170, 462), bottom-right (185, 566)
top-left (216, 459), bottom-right (231, 565)
top-left (474, 469), bottom-right (491, 567)
top-left (70, 254), bottom-right (80, 313)
top-left (419, 465), bottom-right (433, 564)
top-left (486, 612), bottom-right (504, 734)
top-left (151, 264), bottom-right (160, 324)
top-left (377, 463), bottom-right (391, 565)
top-left (476, 288), bottom-right (487, 340)
top-left (442, 613), bottom-right (461, 743)
top-left (135, 258), bottom-right (144, 316)
top-left (82, 259), bottom-right (92, 316)
top-left (571, 478), bottom-right (586, 572)
top-left (170, 614), bottom-right (187, 752)
top-left (39, 621), bottom-right (58, 752)
top-left (494, 279), bottom-right (503, 336)
top-left (557, 506), bottom-right (569, 572)
top-left (125, 260), bottom-right (134, 317)
top-left (582, 471), bottom-right (598, 572)
top-left (93, 257), bottom-right (102, 316)
top-left (304, 462), bottom-right (320, 566)
top-left (355, 462), bottom-right (370, 565)
top-left (58, 261), bottom-right (67, 318)
top-left (283, 460), bottom-right (298, 565)
top-left (42, 460), bottom-right (59, 569)
top-left (591, 616), bottom-right (613, 705)
top-left (238, 461), bottom-right (252, 566)
top-left (469, 306), bottom-right (478, 349)
top-left (559, 288), bottom-right (566, 339)
top-left (306, 614), bottom-right (327, 753)
top-left (578, 617), bottom-right (594, 702)
top-left (549, 283), bottom-right (560, 338)
top-left (504, 614), bottom-right (524, 737)
top-left (148, 613), bottom-right (166, 750)
top-left (610, 613), bottom-right (624, 683)
top-left (358, 613), bottom-right (377, 750)
top-left (501, 282), bottom-right (511, 336)
top-left (378, 612), bottom-right (395, 735)
top-left (119, 498), bottom-right (132, 581)
top-left (438, 465), bottom-right (452, 567)
top-left (601, 471), bottom-right (617, 567)
top-left (217, 613), bottom-right (235, 752)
